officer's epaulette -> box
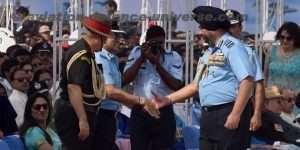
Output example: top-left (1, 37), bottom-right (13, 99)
top-left (81, 56), bottom-right (91, 64)
top-left (127, 57), bottom-right (134, 62)
top-left (224, 39), bottom-right (235, 48)
top-left (216, 39), bottom-right (223, 48)
top-left (172, 64), bottom-right (181, 69)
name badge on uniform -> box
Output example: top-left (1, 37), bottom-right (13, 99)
top-left (151, 74), bottom-right (160, 84)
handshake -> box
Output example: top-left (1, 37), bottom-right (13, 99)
top-left (141, 92), bottom-right (174, 119)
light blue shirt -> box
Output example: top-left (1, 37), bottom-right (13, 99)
top-left (23, 127), bottom-right (61, 150)
top-left (244, 44), bottom-right (264, 82)
top-left (124, 47), bottom-right (183, 99)
top-left (0, 77), bottom-right (12, 96)
top-left (197, 33), bottom-right (254, 106)
top-left (95, 48), bottom-right (121, 111)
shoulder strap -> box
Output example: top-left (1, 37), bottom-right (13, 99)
top-left (66, 50), bottom-right (87, 78)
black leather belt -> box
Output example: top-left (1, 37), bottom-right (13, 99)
top-left (62, 100), bottom-right (98, 113)
top-left (99, 108), bottom-right (118, 118)
top-left (201, 101), bottom-right (235, 112)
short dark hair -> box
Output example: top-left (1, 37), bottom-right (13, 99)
top-left (1, 58), bottom-right (20, 78)
top-left (106, 0), bottom-right (117, 10)
top-left (16, 6), bottom-right (29, 16)
top-left (13, 49), bottom-right (30, 58)
top-left (10, 68), bottom-right (24, 81)
top-left (145, 25), bottom-right (165, 41)
top-left (275, 22), bottom-right (300, 48)
top-left (6, 45), bottom-right (22, 57)
top-left (33, 68), bottom-right (52, 82)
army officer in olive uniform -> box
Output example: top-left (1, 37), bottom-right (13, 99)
top-left (55, 13), bottom-right (114, 150)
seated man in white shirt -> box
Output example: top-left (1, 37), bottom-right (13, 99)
top-left (280, 88), bottom-right (300, 128)
top-left (9, 68), bottom-right (29, 127)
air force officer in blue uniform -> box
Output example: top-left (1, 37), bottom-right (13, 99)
top-left (153, 6), bottom-right (255, 150)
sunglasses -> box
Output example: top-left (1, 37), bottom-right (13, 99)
top-left (14, 77), bottom-right (29, 82)
top-left (32, 104), bottom-right (49, 111)
top-left (24, 69), bottom-right (33, 74)
top-left (279, 35), bottom-right (292, 41)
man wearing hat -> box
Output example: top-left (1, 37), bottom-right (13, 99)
top-left (55, 12), bottom-right (114, 149)
top-left (153, 6), bottom-right (254, 149)
top-left (253, 86), bottom-right (300, 146)
top-left (30, 42), bottom-right (52, 69)
top-left (225, 8), bottom-right (265, 146)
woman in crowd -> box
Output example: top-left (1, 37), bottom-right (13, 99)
top-left (19, 93), bottom-right (61, 150)
top-left (264, 22), bottom-right (300, 94)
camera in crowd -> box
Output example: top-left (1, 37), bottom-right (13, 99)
top-left (142, 41), bottom-right (162, 55)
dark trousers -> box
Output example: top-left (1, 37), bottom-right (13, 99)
top-left (200, 102), bottom-right (251, 150)
top-left (130, 105), bottom-right (176, 150)
top-left (54, 103), bottom-right (97, 150)
top-left (91, 108), bottom-right (119, 150)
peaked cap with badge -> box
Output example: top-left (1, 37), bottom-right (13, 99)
top-left (27, 81), bottom-right (49, 97)
top-left (192, 6), bottom-right (230, 31)
top-left (30, 42), bottom-right (52, 55)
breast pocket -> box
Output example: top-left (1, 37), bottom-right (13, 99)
top-left (136, 69), bottom-right (148, 85)
top-left (110, 72), bottom-right (121, 85)
top-left (209, 66), bottom-right (233, 78)
top-left (209, 67), bottom-right (223, 78)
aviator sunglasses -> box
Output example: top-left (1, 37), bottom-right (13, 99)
top-left (32, 104), bottom-right (49, 111)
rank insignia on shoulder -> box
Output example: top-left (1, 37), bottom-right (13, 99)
top-left (224, 40), bottom-right (235, 48)
top-left (172, 64), bottom-right (181, 69)
top-left (127, 57), bottom-right (134, 62)
top-left (81, 56), bottom-right (91, 64)
top-left (274, 123), bottom-right (283, 132)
